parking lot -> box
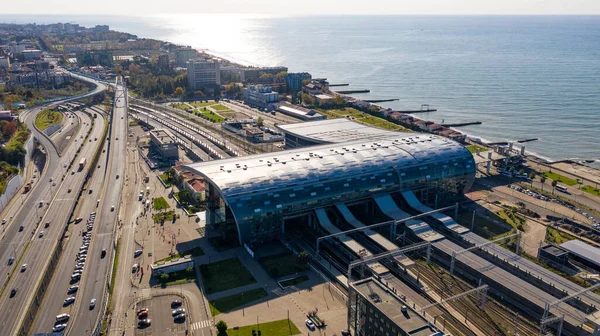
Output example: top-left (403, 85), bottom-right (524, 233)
top-left (135, 294), bottom-right (187, 336)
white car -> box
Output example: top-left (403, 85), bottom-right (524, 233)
top-left (305, 319), bottom-right (316, 330)
top-left (90, 298), bottom-right (96, 309)
top-left (64, 296), bottom-right (76, 305)
top-left (53, 324), bottom-right (67, 332)
top-left (39, 231), bottom-right (44, 238)
top-left (172, 308), bottom-right (185, 316)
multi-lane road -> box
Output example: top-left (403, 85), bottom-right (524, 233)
top-left (0, 106), bottom-right (105, 334)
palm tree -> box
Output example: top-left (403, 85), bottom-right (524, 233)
top-left (551, 180), bottom-right (558, 195)
top-left (540, 176), bottom-right (547, 192)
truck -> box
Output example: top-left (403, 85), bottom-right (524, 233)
top-left (79, 158), bottom-right (86, 171)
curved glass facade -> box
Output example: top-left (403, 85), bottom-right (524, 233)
top-left (185, 134), bottom-right (475, 245)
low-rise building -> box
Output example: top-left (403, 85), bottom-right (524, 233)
top-left (276, 103), bottom-right (325, 122)
top-left (315, 93), bottom-right (334, 106)
top-left (185, 178), bottom-right (206, 199)
top-left (151, 256), bottom-right (194, 276)
top-left (22, 49), bottom-right (42, 61)
top-left (243, 85), bottom-right (279, 109)
top-left (149, 129), bottom-right (179, 159)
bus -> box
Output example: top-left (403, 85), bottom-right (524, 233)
top-left (555, 185), bottom-right (568, 193)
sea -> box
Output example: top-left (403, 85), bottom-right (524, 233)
top-left (2, 14), bottom-right (599, 165)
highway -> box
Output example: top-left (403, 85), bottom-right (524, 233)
top-left (0, 106), bottom-right (105, 334)
top-left (31, 107), bottom-right (109, 334)
top-left (67, 81), bottom-right (129, 336)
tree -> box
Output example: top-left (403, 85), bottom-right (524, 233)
top-left (3, 94), bottom-right (19, 112)
top-left (216, 320), bottom-right (228, 334)
top-left (529, 171), bottom-right (536, 186)
top-left (509, 167), bottom-right (515, 174)
top-left (333, 95), bottom-right (344, 106)
top-left (178, 189), bottom-right (194, 205)
top-left (160, 273), bottom-right (169, 282)
top-left (518, 169), bottom-right (525, 176)
top-left (540, 176), bottom-right (547, 191)
top-left (166, 167), bottom-right (176, 179)
top-left (256, 116), bottom-right (264, 127)
top-left (551, 180), bottom-right (558, 195)
top-left (174, 86), bottom-right (185, 98)
top-left (297, 251), bottom-right (309, 269)
top-left (301, 93), bottom-right (315, 106)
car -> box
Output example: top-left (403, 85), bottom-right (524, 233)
top-left (45, 221), bottom-right (50, 228)
top-left (111, 205), bottom-right (115, 211)
top-left (138, 319), bottom-right (151, 327)
top-left (52, 182), bottom-right (56, 186)
top-left (68, 285), bottom-right (79, 294)
top-left (116, 174), bottom-right (119, 179)
top-left (172, 308), bottom-right (185, 316)
top-left (8, 257), bottom-right (14, 265)
top-left (49, 177), bottom-right (53, 182)
top-left (89, 189), bottom-right (93, 194)
top-left (64, 297), bottom-right (76, 306)
top-left (137, 308), bottom-right (148, 315)
top-left (90, 298), bottom-right (96, 309)
top-left (171, 300), bottom-right (182, 308)
top-left (53, 324), bottom-right (67, 332)
top-left (174, 313), bottom-right (186, 321)
top-left (19, 225), bottom-right (24, 232)
top-left (9, 288), bottom-right (17, 297)
top-left (138, 311), bottom-right (148, 318)
top-left (1, 219), bottom-right (5, 225)
top-left (20, 264), bottom-right (27, 272)
top-left (341, 330), bottom-right (351, 336)
top-left (56, 313), bottom-right (70, 323)
top-left (101, 249), bottom-right (107, 258)
top-left (134, 250), bottom-right (143, 258)
top-left (39, 231), bottom-right (44, 238)
top-left (71, 170), bottom-right (75, 175)
top-left (305, 319), bottom-right (315, 330)
top-left (71, 274), bottom-right (81, 281)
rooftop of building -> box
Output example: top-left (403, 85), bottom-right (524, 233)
top-left (276, 118), bottom-right (402, 144)
top-left (276, 104), bottom-right (324, 120)
top-left (353, 278), bottom-right (437, 336)
top-left (151, 256), bottom-right (193, 270)
top-left (187, 178), bottom-right (205, 193)
top-left (542, 244), bottom-right (569, 257)
top-left (150, 129), bottom-right (176, 144)
top-left (561, 240), bottom-right (600, 266)
top-left (184, 132), bottom-right (472, 202)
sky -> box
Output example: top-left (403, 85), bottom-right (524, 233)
top-left (4, 0), bottom-right (600, 15)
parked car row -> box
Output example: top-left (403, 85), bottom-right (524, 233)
top-left (509, 184), bottom-right (597, 225)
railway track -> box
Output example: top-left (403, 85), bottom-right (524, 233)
top-left (416, 261), bottom-right (539, 336)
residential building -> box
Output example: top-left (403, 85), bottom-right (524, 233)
top-left (286, 72), bottom-right (312, 92)
top-left (240, 66), bottom-right (288, 83)
top-left (76, 51), bottom-right (113, 67)
top-left (0, 57), bottom-right (9, 69)
top-left (175, 47), bottom-right (195, 67)
top-left (187, 59), bottom-right (220, 90)
top-left (22, 49), bottom-right (42, 61)
top-left (302, 83), bottom-right (322, 95)
top-left (157, 54), bottom-right (170, 70)
top-left (149, 129), bottom-right (179, 159)
top-left (94, 25), bottom-right (110, 32)
top-left (242, 85), bottom-right (279, 109)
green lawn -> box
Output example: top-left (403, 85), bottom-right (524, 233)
top-left (259, 253), bottom-right (308, 278)
top-left (211, 104), bottom-right (230, 111)
top-left (466, 144), bottom-right (488, 153)
top-left (153, 197), bottom-right (170, 210)
top-left (35, 109), bottom-right (63, 130)
top-left (154, 246), bottom-right (204, 264)
top-left (200, 258), bottom-right (256, 294)
top-left (317, 107), bottom-right (407, 131)
top-left (496, 210), bottom-right (526, 231)
top-left (279, 275), bottom-right (309, 288)
top-left (159, 173), bottom-right (174, 187)
top-left (190, 101), bottom-right (216, 108)
top-left (209, 288), bottom-right (268, 316)
top-left (170, 102), bottom-right (190, 111)
top-left (581, 185), bottom-right (600, 197)
top-left (156, 267), bottom-right (196, 286)
top-left (153, 210), bottom-right (176, 223)
top-left (544, 171), bottom-right (578, 186)
top-left (226, 319), bottom-right (300, 336)
top-left (546, 227), bottom-right (577, 245)
top-left (200, 110), bottom-right (225, 123)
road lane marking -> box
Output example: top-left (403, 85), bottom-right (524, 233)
top-left (191, 320), bottom-right (213, 330)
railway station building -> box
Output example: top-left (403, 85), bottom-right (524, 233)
top-left (184, 121), bottom-right (476, 245)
